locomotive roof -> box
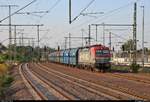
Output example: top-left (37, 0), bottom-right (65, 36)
top-left (50, 44), bottom-right (108, 54)
top-left (78, 44), bottom-right (108, 49)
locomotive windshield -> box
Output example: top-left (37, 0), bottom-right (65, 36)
top-left (96, 50), bottom-right (109, 56)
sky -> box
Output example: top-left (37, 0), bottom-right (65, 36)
top-left (0, 0), bottom-right (149, 51)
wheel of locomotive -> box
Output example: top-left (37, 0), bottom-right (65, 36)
top-left (83, 65), bottom-right (86, 70)
top-left (90, 65), bottom-right (95, 72)
top-left (79, 64), bottom-right (82, 69)
top-left (79, 65), bottom-right (81, 69)
top-left (91, 66), bottom-right (94, 72)
top-left (99, 69), bottom-right (103, 73)
top-left (87, 65), bottom-right (90, 71)
top-left (105, 67), bottom-right (110, 72)
top-left (89, 66), bottom-right (92, 72)
top-left (87, 65), bottom-right (91, 71)
top-left (101, 69), bottom-right (104, 73)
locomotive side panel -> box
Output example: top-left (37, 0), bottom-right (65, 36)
top-left (78, 48), bottom-right (94, 67)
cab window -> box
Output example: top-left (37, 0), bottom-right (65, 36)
top-left (96, 50), bottom-right (109, 56)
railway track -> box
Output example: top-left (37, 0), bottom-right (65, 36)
top-left (19, 64), bottom-right (45, 100)
top-left (106, 73), bottom-right (150, 85)
top-left (30, 63), bottom-right (115, 100)
top-left (29, 64), bottom-right (80, 100)
top-left (19, 63), bottom-right (68, 100)
top-left (34, 63), bottom-right (146, 100)
top-left (41, 62), bottom-right (150, 100)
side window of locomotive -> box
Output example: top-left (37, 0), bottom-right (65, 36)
top-left (96, 50), bottom-right (103, 55)
top-left (103, 50), bottom-right (110, 54)
top-left (96, 50), bottom-right (110, 56)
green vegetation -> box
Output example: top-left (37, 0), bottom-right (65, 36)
top-left (111, 64), bottom-right (150, 73)
top-left (130, 63), bottom-right (140, 73)
top-left (9, 45), bottom-right (55, 62)
top-left (0, 43), bottom-right (56, 63)
top-left (120, 39), bottom-right (149, 56)
top-left (0, 54), bottom-right (8, 63)
top-left (121, 39), bottom-right (134, 52)
top-left (0, 64), bottom-right (14, 98)
top-left (111, 65), bottom-right (130, 72)
top-left (0, 75), bottom-right (14, 97)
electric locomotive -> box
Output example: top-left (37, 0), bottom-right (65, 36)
top-left (49, 44), bottom-right (111, 72)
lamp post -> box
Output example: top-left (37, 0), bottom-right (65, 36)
top-left (141, 6), bottom-right (145, 69)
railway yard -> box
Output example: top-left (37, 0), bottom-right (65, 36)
top-left (0, 0), bottom-right (150, 101)
top-left (6, 62), bottom-right (149, 100)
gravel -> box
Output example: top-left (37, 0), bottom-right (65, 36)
top-left (5, 66), bottom-right (34, 100)
top-left (41, 62), bottom-right (150, 100)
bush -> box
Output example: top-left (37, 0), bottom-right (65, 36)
top-left (0, 75), bottom-right (14, 97)
top-left (0, 64), bottom-right (8, 76)
top-left (1, 75), bottom-right (14, 87)
top-left (130, 63), bottom-right (140, 73)
top-left (0, 63), bottom-right (14, 98)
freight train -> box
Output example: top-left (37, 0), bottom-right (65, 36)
top-left (49, 44), bottom-right (111, 72)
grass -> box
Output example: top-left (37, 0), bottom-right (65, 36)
top-left (111, 65), bottom-right (130, 72)
top-left (111, 64), bottom-right (150, 73)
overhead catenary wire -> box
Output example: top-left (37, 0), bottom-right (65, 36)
top-left (58, 0), bottom-right (137, 38)
top-left (34, 0), bottom-right (61, 24)
top-left (29, 0), bottom-right (61, 36)
top-left (71, 0), bottom-right (96, 23)
top-left (77, 1), bottom-right (134, 28)
top-left (38, 0), bottom-right (61, 20)
top-left (16, 11), bottom-right (49, 18)
top-left (109, 32), bottom-right (128, 41)
top-left (0, 0), bottom-right (37, 23)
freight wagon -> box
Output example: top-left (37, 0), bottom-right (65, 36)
top-left (49, 44), bottom-right (111, 72)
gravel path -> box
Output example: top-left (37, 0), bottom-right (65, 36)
top-left (5, 66), bottom-right (34, 100)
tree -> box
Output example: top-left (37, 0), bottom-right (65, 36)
top-left (121, 39), bottom-right (134, 52)
top-left (0, 43), bottom-right (7, 54)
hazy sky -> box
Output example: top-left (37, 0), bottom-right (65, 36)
top-left (0, 0), bottom-right (149, 50)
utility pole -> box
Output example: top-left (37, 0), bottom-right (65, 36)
top-left (81, 29), bottom-right (84, 47)
top-left (21, 33), bottom-right (24, 46)
top-left (0, 24), bottom-right (43, 62)
top-left (37, 25), bottom-right (40, 61)
top-left (13, 27), bottom-right (24, 62)
top-left (14, 26), bottom-right (17, 62)
top-left (32, 39), bottom-right (35, 62)
top-left (68, 0), bottom-right (96, 24)
top-left (103, 22), bottom-right (105, 46)
top-left (141, 6), bottom-right (145, 68)
top-left (64, 37), bottom-right (68, 50)
top-left (91, 23), bottom-right (133, 47)
top-left (28, 39), bottom-right (30, 46)
top-left (95, 25), bottom-right (98, 43)
top-left (69, 0), bottom-right (72, 24)
top-left (89, 25), bottom-right (91, 46)
top-left (0, 5), bottom-right (18, 62)
top-left (133, 2), bottom-right (137, 64)
top-left (109, 32), bottom-right (112, 51)
top-left (69, 33), bottom-right (71, 50)
top-left (19, 36), bottom-right (21, 46)
top-left (64, 36), bottom-right (90, 48)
